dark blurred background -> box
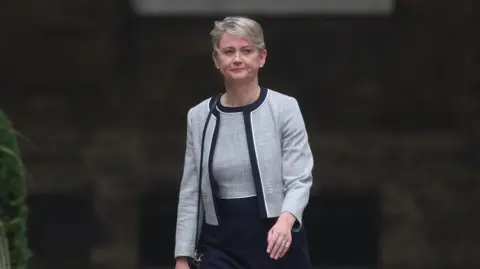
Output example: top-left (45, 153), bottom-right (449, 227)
top-left (1, 0), bottom-right (479, 268)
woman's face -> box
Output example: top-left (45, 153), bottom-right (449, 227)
top-left (213, 33), bottom-right (267, 82)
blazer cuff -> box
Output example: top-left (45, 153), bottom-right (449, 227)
top-left (280, 207), bottom-right (303, 232)
top-left (174, 245), bottom-right (195, 259)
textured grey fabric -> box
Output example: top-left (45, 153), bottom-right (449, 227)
top-left (212, 111), bottom-right (257, 199)
top-left (174, 89), bottom-right (314, 258)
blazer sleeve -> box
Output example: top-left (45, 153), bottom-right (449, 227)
top-left (174, 109), bottom-right (203, 258)
top-left (280, 97), bottom-right (314, 232)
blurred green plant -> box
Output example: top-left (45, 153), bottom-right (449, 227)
top-left (0, 110), bottom-right (29, 269)
top-left (0, 221), bottom-right (11, 269)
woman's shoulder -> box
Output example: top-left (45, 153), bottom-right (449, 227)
top-left (265, 88), bottom-right (300, 112)
top-left (266, 88), bottom-right (298, 104)
top-left (186, 96), bottom-right (216, 122)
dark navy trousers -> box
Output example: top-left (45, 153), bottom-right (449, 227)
top-left (199, 197), bottom-right (311, 269)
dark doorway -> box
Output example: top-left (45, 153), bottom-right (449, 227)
top-left (304, 192), bottom-right (381, 268)
top-left (27, 194), bottom-right (100, 269)
top-left (138, 189), bottom-right (178, 268)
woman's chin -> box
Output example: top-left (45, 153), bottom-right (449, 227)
top-left (225, 73), bottom-right (250, 82)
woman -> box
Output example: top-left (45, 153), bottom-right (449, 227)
top-left (175, 16), bottom-right (314, 269)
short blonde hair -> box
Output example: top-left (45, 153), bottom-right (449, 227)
top-left (210, 16), bottom-right (266, 52)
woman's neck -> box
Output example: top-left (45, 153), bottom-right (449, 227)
top-left (223, 79), bottom-right (260, 107)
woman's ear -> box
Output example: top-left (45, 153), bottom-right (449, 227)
top-left (212, 51), bottom-right (219, 69)
top-left (259, 49), bottom-right (267, 67)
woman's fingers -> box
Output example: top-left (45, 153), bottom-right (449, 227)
top-left (270, 232), bottom-right (289, 259)
top-left (277, 239), bottom-right (291, 259)
top-left (267, 221), bottom-right (293, 259)
top-left (267, 229), bottom-right (279, 254)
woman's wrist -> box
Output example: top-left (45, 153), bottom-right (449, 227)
top-left (175, 257), bottom-right (189, 263)
top-left (279, 212), bottom-right (296, 228)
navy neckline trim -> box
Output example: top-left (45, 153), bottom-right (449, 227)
top-left (213, 87), bottom-right (268, 114)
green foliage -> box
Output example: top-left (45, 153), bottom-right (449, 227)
top-left (0, 110), bottom-right (29, 269)
top-left (0, 221), bottom-right (11, 269)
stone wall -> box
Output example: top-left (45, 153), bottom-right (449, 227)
top-left (1, 0), bottom-right (479, 268)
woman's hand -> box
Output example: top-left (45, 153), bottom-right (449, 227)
top-left (175, 257), bottom-right (190, 269)
top-left (267, 212), bottom-right (296, 260)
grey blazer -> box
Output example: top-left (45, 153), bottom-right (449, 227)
top-left (174, 88), bottom-right (314, 258)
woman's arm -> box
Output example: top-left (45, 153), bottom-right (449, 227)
top-left (174, 109), bottom-right (201, 258)
top-left (279, 97), bottom-right (314, 232)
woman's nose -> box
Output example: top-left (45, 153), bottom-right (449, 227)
top-left (233, 54), bottom-right (243, 64)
